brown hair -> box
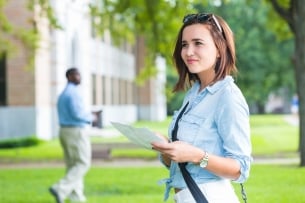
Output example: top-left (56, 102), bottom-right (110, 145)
top-left (172, 14), bottom-right (237, 92)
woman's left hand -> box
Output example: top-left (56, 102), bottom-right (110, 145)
top-left (151, 141), bottom-right (204, 163)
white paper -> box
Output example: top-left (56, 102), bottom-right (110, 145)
top-left (111, 122), bottom-right (165, 150)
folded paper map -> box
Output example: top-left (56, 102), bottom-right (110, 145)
top-left (111, 122), bottom-right (165, 150)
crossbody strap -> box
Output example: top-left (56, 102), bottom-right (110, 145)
top-left (240, 183), bottom-right (248, 203)
top-left (172, 102), bottom-right (209, 203)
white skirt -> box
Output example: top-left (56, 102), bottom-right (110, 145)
top-left (174, 179), bottom-right (240, 203)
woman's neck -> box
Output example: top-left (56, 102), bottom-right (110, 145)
top-left (198, 69), bottom-right (215, 91)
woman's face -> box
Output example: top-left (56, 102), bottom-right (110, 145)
top-left (181, 24), bottom-right (219, 76)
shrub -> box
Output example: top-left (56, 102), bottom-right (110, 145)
top-left (0, 136), bottom-right (43, 149)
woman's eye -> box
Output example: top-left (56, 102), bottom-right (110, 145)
top-left (181, 43), bottom-right (188, 48)
top-left (195, 41), bottom-right (203, 45)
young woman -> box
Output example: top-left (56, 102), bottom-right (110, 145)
top-left (152, 13), bottom-right (252, 203)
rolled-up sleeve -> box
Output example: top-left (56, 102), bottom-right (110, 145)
top-left (232, 154), bottom-right (252, 183)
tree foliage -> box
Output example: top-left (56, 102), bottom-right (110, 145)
top-left (90, 0), bottom-right (209, 86)
top-left (90, 0), bottom-right (295, 114)
top-left (90, 0), bottom-right (206, 59)
top-left (212, 0), bottom-right (294, 113)
top-left (0, 0), bottom-right (60, 68)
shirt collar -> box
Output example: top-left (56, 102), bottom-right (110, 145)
top-left (67, 82), bottom-right (78, 87)
top-left (203, 75), bottom-right (233, 94)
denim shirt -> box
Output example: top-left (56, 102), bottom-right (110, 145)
top-left (57, 83), bottom-right (93, 128)
top-left (159, 76), bottom-right (252, 201)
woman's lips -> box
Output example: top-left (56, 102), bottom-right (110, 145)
top-left (186, 59), bottom-right (198, 64)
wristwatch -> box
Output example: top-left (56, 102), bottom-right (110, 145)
top-left (199, 151), bottom-right (209, 168)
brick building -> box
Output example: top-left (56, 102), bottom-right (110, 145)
top-left (0, 0), bottom-right (166, 140)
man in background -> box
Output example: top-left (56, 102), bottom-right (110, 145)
top-left (49, 67), bottom-right (95, 203)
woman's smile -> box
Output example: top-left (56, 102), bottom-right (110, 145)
top-left (186, 58), bottom-right (199, 64)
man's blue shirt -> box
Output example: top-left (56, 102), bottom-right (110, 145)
top-left (57, 83), bottom-right (93, 128)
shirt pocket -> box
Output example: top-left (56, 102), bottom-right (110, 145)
top-left (178, 114), bottom-right (205, 143)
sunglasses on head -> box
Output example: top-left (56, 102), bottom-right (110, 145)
top-left (183, 13), bottom-right (223, 33)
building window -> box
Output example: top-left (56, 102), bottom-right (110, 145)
top-left (71, 35), bottom-right (77, 67)
top-left (104, 76), bottom-right (112, 105)
top-left (125, 80), bottom-right (135, 105)
top-left (0, 52), bottom-right (7, 106)
top-left (101, 75), bottom-right (105, 105)
top-left (112, 77), bottom-right (119, 105)
top-left (92, 74), bottom-right (97, 105)
top-left (120, 79), bottom-right (126, 104)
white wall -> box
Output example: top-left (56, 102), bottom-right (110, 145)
top-left (0, 107), bottom-right (36, 139)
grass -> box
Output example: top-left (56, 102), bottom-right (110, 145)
top-left (245, 164), bottom-right (305, 203)
top-left (250, 114), bottom-right (298, 156)
top-left (0, 114), bottom-right (301, 202)
top-left (0, 139), bottom-right (63, 163)
top-left (0, 167), bottom-right (167, 203)
top-left (0, 165), bottom-right (304, 202)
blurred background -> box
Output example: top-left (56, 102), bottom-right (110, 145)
top-left (0, 0), bottom-right (299, 141)
top-left (1, 1), bottom-right (305, 202)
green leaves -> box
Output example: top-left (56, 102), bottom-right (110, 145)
top-left (1, 0), bottom-right (61, 69)
top-left (210, 0), bottom-right (294, 111)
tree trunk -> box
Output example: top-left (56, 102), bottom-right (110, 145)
top-left (295, 33), bottom-right (305, 166)
top-left (292, 0), bottom-right (305, 166)
top-left (271, 0), bottom-right (305, 166)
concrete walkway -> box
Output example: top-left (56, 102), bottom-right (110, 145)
top-left (0, 159), bottom-right (163, 169)
top-left (283, 115), bottom-right (299, 126)
top-left (0, 156), bottom-right (300, 169)
top-left (88, 127), bottom-right (121, 138)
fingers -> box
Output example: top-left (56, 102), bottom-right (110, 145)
top-left (151, 141), bottom-right (171, 150)
top-left (154, 132), bottom-right (169, 142)
top-left (151, 142), bottom-right (173, 156)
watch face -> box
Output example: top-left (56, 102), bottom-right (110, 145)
top-left (199, 152), bottom-right (209, 168)
top-left (200, 160), bottom-right (208, 168)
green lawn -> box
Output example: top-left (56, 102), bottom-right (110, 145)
top-left (250, 115), bottom-right (298, 156)
top-left (0, 164), bottom-right (304, 203)
top-left (0, 114), bottom-right (301, 203)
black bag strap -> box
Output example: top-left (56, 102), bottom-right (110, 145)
top-left (240, 183), bottom-right (248, 203)
top-left (172, 102), bottom-right (209, 203)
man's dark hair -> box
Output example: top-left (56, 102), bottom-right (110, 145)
top-left (66, 67), bottom-right (78, 79)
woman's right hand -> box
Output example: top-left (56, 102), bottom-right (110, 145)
top-left (154, 132), bottom-right (169, 143)
top-left (152, 132), bottom-right (171, 166)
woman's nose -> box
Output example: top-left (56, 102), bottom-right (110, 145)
top-left (186, 46), bottom-right (194, 56)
